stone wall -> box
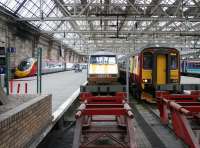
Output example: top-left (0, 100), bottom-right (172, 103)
top-left (0, 8), bottom-right (82, 67)
top-left (0, 95), bottom-right (52, 148)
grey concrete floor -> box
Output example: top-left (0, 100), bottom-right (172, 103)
top-left (11, 70), bottom-right (87, 112)
top-left (181, 76), bottom-right (200, 84)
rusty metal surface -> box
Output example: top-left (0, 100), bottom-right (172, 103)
top-left (73, 92), bottom-right (136, 148)
top-left (156, 91), bottom-right (200, 148)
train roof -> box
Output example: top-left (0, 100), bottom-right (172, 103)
top-left (182, 59), bottom-right (200, 62)
top-left (89, 51), bottom-right (117, 56)
top-left (134, 44), bottom-right (179, 54)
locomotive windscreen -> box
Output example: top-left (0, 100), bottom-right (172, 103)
top-left (18, 59), bottom-right (33, 71)
top-left (90, 55), bottom-right (116, 64)
top-left (143, 53), bottom-right (153, 69)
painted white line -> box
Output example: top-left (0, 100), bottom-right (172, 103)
top-left (52, 81), bottom-right (87, 122)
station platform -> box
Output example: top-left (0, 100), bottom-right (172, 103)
top-left (12, 70), bottom-right (87, 116)
top-left (9, 70), bottom-right (87, 146)
top-left (181, 75), bottom-right (200, 84)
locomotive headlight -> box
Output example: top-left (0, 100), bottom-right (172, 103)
top-left (143, 79), bottom-right (148, 83)
top-left (142, 79), bottom-right (152, 83)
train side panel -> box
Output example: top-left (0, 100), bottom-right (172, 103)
top-left (132, 54), bottom-right (142, 85)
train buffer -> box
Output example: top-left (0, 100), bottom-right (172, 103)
top-left (156, 84), bottom-right (200, 148)
top-left (72, 85), bottom-right (137, 148)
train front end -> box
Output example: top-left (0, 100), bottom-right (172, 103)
top-left (15, 58), bottom-right (37, 78)
top-left (88, 52), bottom-right (119, 84)
top-left (138, 47), bottom-right (180, 102)
top-left (141, 47), bottom-right (180, 87)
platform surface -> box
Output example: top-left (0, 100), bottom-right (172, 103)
top-left (11, 70), bottom-right (87, 117)
top-left (41, 71), bottom-right (87, 113)
top-left (181, 76), bottom-right (200, 84)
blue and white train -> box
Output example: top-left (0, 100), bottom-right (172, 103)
top-left (181, 59), bottom-right (200, 75)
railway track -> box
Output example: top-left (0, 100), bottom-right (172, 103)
top-left (37, 93), bottom-right (187, 148)
top-left (130, 98), bottom-right (186, 148)
top-left (144, 103), bottom-right (174, 131)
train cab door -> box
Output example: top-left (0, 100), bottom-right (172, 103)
top-left (156, 54), bottom-right (167, 84)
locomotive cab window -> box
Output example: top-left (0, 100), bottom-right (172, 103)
top-left (143, 53), bottom-right (153, 69)
top-left (18, 59), bottom-right (33, 71)
top-left (90, 56), bottom-right (116, 64)
top-left (170, 55), bottom-right (178, 69)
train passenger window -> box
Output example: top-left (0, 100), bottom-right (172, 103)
top-left (143, 53), bottom-right (153, 69)
top-left (197, 63), bottom-right (200, 68)
top-left (170, 55), bottom-right (177, 69)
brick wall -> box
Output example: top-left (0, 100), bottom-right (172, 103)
top-left (0, 95), bottom-right (52, 148)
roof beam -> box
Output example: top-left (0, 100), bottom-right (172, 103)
top-left (78, 0), bottom-right (95, 16)
top-left (53, 0), bottom-right (89, 51)
top-left (127, 0), bottom-right (141, 15)
top-left (18, 16), bottom-right (200, 22)
top-left (150, 0), bottom-right (162, 15)
top-left (14, 0), bottom-right (28, 14)
top-left (62, 3), bottom-right (198, 8)
top-left (43, 30), bottom-right (200, 36)
top-left (54, 0), bottom-right (71, 16)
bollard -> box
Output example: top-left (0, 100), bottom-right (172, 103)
top-left (17, 83), bottom-right (20, 94)
top-left (25, 83), bottom-right (28, 94)
top-left (10, 80), bottom-right (13, 94)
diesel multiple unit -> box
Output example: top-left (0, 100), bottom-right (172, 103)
top-left (119, 45), bottom-right (180, 102)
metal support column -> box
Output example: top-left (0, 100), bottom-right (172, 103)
top-left (126, 54), bottom-right (130, 102)
top-left (37, 47), bottom-right (42, 94)
top-left (5, 51), bottom-right (10, 95)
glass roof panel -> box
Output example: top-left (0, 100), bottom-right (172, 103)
top-left (18, 0), bottom-right (40, 17)
top-left (184, 0), bottom-right (195, 5)
top-left (0, 0), bottom-right (23, 12)
top-left (111, 0), bottom-right (127, 4)
top-left (54, 33), bottom-right (63, 39)
top-left (161, 0), bottom-right (176, 5)
top-left (30, 21), bottom-right (41, 27)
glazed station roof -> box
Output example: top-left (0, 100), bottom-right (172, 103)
top-left (1, 0), bottom-right (200, 55)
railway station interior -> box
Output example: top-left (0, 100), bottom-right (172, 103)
top-left (0, 0), bottom-right (200, 148)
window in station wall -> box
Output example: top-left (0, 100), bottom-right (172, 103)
top-left (0, 47), bottom-right (6, 74)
